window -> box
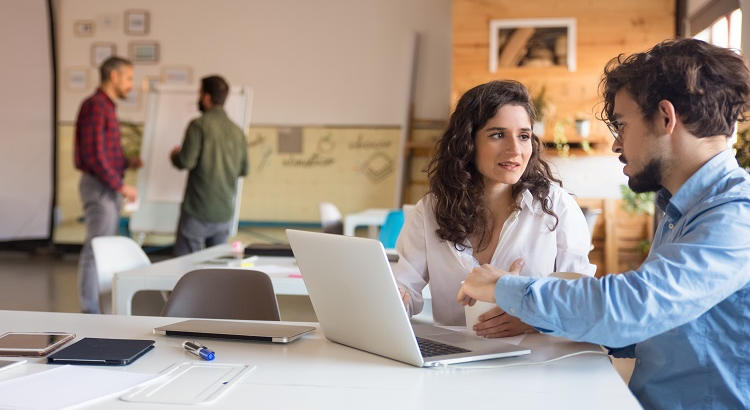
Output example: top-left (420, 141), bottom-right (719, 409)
top-left (694, 8), bottom-right (741, 50)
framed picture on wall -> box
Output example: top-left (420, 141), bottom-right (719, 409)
top-left (489, 18), bottom-right (577, 72)
top-left (65, 67), bottom-right (89, 91)
top-left (124, 10), bottom-right (149, 35)
top-left (160, 66), bottom-right (192, 85)
top-left (73, 20), bottom-right (95, 37)
top-left (128, 41), bottom-right (159, 64)
top-left (91, 42), bottom-right (116, 67)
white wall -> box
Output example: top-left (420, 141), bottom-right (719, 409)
top-left (56, 0), bottom-right (451, 125)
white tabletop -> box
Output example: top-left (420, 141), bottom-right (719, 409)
top-left (0, 310), bottom-right (640, 410)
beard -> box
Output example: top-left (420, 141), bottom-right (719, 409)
top-left (116, 87), bottom-right (130, 100)
top-left (626, 156), bottom-right (663, 193)
top-left (198, 100), bottom-right (206, 112)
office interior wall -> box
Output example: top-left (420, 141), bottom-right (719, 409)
top-left (53, 0), bottom-right (450, 237)
top-left (0, 0), bottom-right (54, 242)
top-left (56, 0), bottom-right (452, 125)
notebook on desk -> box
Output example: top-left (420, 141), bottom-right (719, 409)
top-left (47, 338), bottom-right (155, 366)
top-left (244, 243), bottom-right (295, 257)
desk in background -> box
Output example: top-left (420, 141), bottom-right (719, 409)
top-left (113, 244), bottom-right (431, 316)
top-left (0, 310), bottom-right (640, 409)
top-left (343, 208), bottom-right (390, 237)
top-left (112, 245), bottom-right (302, 315)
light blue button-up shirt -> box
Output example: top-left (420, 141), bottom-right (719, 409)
top-left (495, 150), bottom-right (750, 409)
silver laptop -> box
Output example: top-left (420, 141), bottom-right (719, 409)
top-left (153, 319), bottom-right (315, 343)
top-left (286, 229), bottom-right (530, 367)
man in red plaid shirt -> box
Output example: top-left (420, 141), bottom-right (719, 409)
top-left (74, 56), bottom-right (141, 313)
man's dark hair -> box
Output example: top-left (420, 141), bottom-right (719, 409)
top-left (201, 75), bottom-right (229, 106)
top-left (99, 56), bottom-right (132, 83)
top-left (600, 38), bottom-right (750, 138)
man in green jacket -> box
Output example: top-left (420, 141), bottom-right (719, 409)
top-left (170, 75), bottom-right (248, 256)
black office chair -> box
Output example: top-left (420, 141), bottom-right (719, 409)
top-left (161, 269), bottom-right (281, 321)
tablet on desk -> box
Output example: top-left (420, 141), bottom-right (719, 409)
top-left (154, 319), bottom-right (315, 343)
top-left (47, 338), bottom-right (155, 366)
top-left (0, 332), bottom-right (75, 356)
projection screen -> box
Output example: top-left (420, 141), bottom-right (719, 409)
top-left (0, 0), bottom-right (56, 242)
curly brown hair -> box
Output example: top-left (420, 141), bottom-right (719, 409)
top-left (427, 80), bottom-right (561, 252)
top-left (599, 38), bottom-right (750, 138)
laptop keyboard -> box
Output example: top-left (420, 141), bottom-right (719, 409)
top-left (416, 337), bottom-right (471, 357)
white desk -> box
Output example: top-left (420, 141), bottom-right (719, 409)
top-left (113, 245), bottom-right (304, 315)
top-left (343, 208), bottom-right (390, 237)
top-left (0, 310), bottom-right (640, 409)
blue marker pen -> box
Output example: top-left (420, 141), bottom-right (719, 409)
top-left (183, 341), bottom-right (215, 361)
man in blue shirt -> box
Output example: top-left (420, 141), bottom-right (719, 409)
top-left (457, 38), bottom-right (750, 409)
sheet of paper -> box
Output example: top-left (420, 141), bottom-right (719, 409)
top-left (0, 365), bottom-right (156, 410)
top-left (123, 199), bottom-right (140, 213)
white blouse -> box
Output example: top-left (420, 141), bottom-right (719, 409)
top-left (393, 184), bottom-right (597, 325)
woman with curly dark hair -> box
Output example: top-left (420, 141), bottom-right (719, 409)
top-left (393, 80), bottom-right (595, 337)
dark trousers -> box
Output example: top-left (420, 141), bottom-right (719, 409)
top-left (174, 211), bottom-right (231, 256)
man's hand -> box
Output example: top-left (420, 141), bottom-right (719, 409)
top-left (170, 146), bottom-right (181, 158)
top-left (457, 258), bottom-right (524, 306)
top-left (120, 184), bottom-right (138, 203)
top-left (472, 306), bottom-right (535, 338)
top-left (127, 156), bottom-right (143, 169)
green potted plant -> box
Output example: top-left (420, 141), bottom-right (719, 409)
top-left (734, 127), bottom-right (750, 171)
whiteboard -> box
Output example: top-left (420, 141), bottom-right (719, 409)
top-left (130, 84), bottom-right (253, 236)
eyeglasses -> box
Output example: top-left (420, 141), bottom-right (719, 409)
top-left (605, 120), bottom-right (624, 144)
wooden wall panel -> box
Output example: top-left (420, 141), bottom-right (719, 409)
top-left (452, 0), bottom-right (675, 143)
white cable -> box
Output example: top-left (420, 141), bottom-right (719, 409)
top-left (431, 350), bottom-right (608, 371)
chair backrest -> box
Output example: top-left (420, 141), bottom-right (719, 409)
top-left (161, 269), bottom-right (280, 321)
top-left (378, 210), bottom-right (405, 249)
top-left (319, 202), bottom-right (343, 235)
top-left (92, 236), bottom-right (151, 294)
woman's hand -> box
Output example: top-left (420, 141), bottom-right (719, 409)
top-left (473, 306), bottom-right (535, 338)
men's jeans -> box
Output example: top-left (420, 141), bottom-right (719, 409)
top-left (174, 212), bottom-right (231, 256)
top-left (77, 173), bottom-right (121, 314)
